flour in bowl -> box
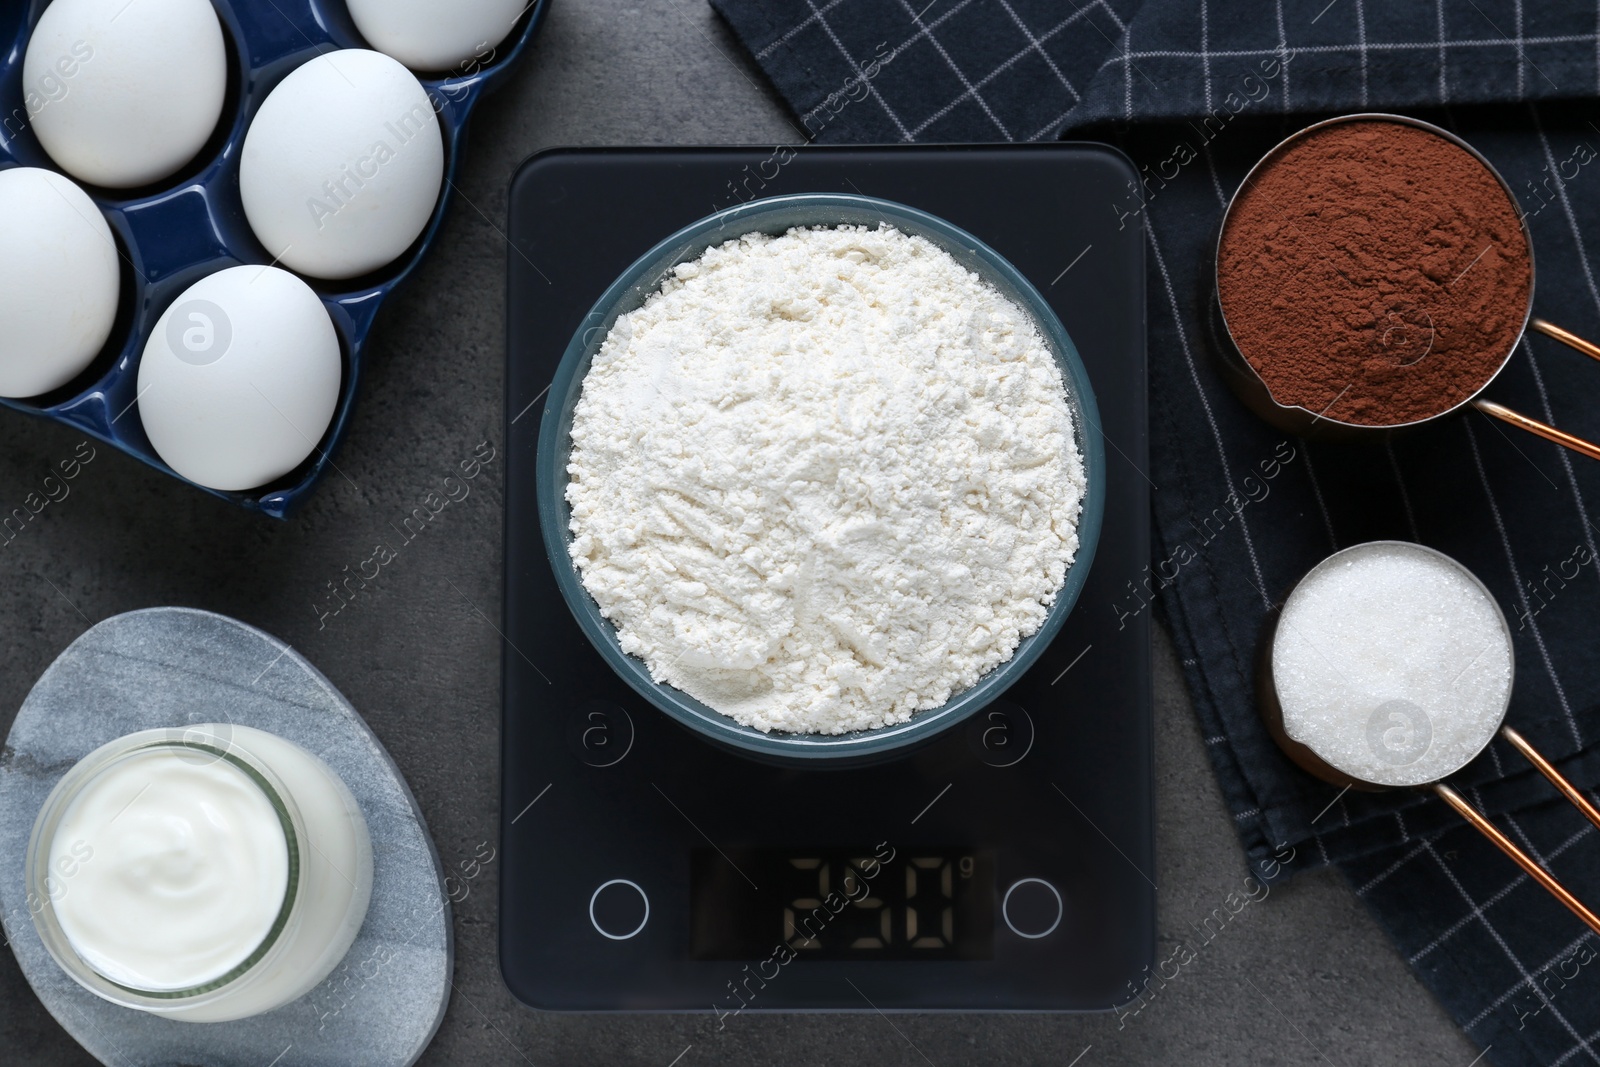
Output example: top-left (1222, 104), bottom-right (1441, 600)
top-left (565, 224), bottom-right (1086, 734)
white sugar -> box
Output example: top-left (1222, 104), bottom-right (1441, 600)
top-left (1272, 542), bottom-right (1512, 787)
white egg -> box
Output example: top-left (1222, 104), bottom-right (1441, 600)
top-left (239, 50), bottom-right (444, 281)
top-left (0, 168), bottom-right (120, 398)
top-left (24, 0), bottom-right (228, 189)
top-left (346, 0), bottom-right (527, 72)
top-left (137, 266), bottom-right (341, 492)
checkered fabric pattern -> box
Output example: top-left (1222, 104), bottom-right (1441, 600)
top-left (710, 1), bottom-right (1600, 1063)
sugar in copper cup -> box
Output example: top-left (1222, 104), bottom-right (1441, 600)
top-left (1209, 113), bottom-right (1600, 461)
top-left (1257, 540), bottom-right (1600, 937)
top-left (1255, 541), bottom-right (1515, 793)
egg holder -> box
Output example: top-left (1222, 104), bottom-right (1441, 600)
top-left (0, 0), bottom-right (549, 517)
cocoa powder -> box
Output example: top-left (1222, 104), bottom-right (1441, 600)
top-left (1217, 120), bottom-right (1532, 425)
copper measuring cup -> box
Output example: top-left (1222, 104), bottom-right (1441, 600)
top-left (1212, 113), bottom-right (1600, 462)
top-left (1259, 541), bottom-right (1600, 936)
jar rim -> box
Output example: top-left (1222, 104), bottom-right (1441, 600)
top-left (24, 725), bottom-right (306, 1007)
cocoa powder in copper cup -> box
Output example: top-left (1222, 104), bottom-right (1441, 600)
top-left (1200, 112), bottom-right (1600, 462)
top-left (1215, 114), bottom-right (1533, 432)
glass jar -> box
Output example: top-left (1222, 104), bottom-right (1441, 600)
top-left (26, 723), bottom-right (373, 1022)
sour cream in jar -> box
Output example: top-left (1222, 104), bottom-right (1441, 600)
top-left (27, 724), bottom-right (372, 1022)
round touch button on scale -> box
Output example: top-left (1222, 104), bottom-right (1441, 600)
top-left (589, 879), bottom-right (650, 940)
top-left (1002, 878), bottom-right (1063, 939)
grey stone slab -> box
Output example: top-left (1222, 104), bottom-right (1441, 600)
top-left (0, 608), bottom-right (450, 1067)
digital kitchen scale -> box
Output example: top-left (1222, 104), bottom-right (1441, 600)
top-left (501, 145), bottom-right (1151, 1011)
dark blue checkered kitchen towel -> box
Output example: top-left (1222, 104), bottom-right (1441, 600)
top-left (712, 1), bottom-right (1600, 1062)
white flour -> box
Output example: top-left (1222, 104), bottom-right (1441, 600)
top-left (566, 225), bottom-right (1086, 734)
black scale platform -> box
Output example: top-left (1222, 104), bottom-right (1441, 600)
top-left (502, 146), bottom-right (1151, 1011)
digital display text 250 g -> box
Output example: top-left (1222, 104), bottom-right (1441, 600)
top-left (690, 848), bottom-right (994, 960)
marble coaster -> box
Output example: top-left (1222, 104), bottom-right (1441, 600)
top-left (0, 608), bottom-right (452, 1067)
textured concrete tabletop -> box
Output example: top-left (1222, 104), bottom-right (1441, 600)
top-left (0, 2), bottom-right (1478, 1064)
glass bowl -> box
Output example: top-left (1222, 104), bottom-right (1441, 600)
top-left (535, 192), bottom-right (1106, 764)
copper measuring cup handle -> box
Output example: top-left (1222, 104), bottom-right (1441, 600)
top-left (1472, 319), bottom-right (1600, 463)
top-left (1472, 400), bottom-right (1600, 462)
top-left (1433, 725), bottom-right (1600, 937)
top-left (1531, 318), bottom-right (1600, 364)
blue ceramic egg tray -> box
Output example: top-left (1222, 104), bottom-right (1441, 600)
top-left (0, 0), bottom-right (548, 517)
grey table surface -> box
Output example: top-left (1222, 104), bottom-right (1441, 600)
top-left (0, 2), bottom-right (1481, 1064)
